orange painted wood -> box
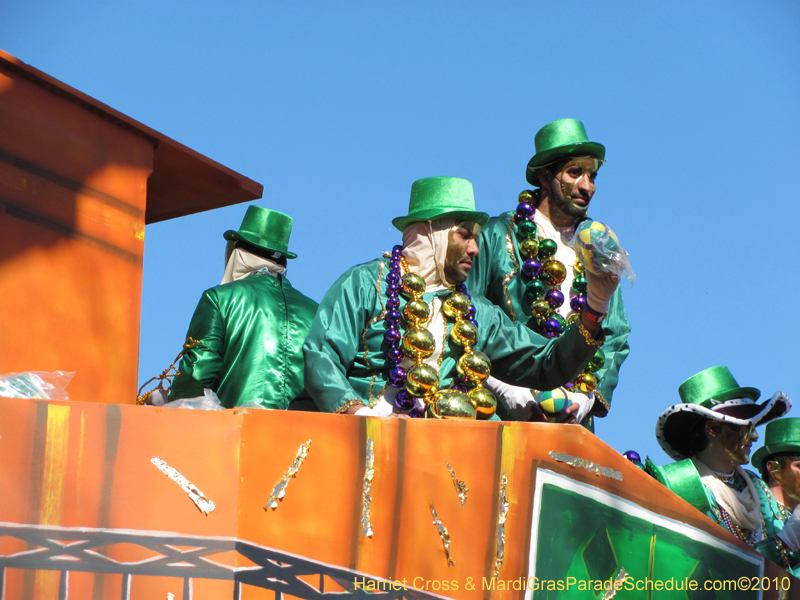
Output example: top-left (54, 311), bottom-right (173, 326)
top-left (0, 398), bottom-right (795, 600)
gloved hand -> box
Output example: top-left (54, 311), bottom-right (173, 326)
top-left (777, 504), bottom-right (800, 552)
top-left (585, 269), bottom-right (619, 315)
top-left (484, 376), bottom-right (537, 420)
top-left (568, 391), bottom-right (595, 424)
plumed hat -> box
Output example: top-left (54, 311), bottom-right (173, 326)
top-left (656, 366), bottom-right (791, 461)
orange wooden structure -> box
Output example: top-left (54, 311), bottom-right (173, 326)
top-left (2, 399), bottom-right (796, 600)
top-left (0, 49), bottom-right (262, 406)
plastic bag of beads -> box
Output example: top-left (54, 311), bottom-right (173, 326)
top-left (162, 388), bottom-right (224, 410)
top-left (0, 371), bottom-right (74, 400)
top-left (568, 220), bottom-right (635, 283)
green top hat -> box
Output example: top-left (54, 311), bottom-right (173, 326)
top-left (526, 118), bottom-right (606, 187)
top-left (678, 366), bottom-right (759, 407)
top-left (223, 206), bottom-right (297, 259)
top-left (751, 418), bottom-right (800, 476)
top-left (392, 177), bottom-right (489, 232)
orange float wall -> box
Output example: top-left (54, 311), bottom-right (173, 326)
top-left (0, 63), bottom-right (153, 405)
top-left (0, 398), bottom-right (795, 600)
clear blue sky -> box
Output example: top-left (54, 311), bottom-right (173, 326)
top-left (4, 1), bottom-right (799, 465)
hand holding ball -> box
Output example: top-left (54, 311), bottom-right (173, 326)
top-left (534, 387), bottom-right (574, 423)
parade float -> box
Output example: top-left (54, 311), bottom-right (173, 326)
top-left (0, 50), bottom-right (795, 600)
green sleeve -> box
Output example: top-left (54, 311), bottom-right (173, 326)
top-left (302, 263), bottom-right (378, 413)
top-left (169, 290), bottom-right (225, 400)
top-left (592, 287), bottom-right (631, 417)
top-left (476, 297), bottom-right (599, 392)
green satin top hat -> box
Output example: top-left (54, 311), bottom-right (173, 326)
top-left (752, 418), bottom-right (800, 476)
top-left (526, 118), bottom-right (606, 186)
top-left (678, 365), bottom-right (759, 407)
top-left (392, 177), bottom-right (489, 232)
top-left (223, 206), bottom-right (297, 259)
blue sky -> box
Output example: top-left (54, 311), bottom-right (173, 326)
top-left (4, 1), bottom-right (799, 465)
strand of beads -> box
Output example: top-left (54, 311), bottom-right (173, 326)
top-left (443, 284), bottom-right (496, 418)
top-left (383, 245), bottom-right (496, 419)
top-left (514, 190), bottom-right (604, 396)
top-left (385, 245), bottom-right (427, 417)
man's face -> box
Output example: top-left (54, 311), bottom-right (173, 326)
top-left (548, 157), bottom-right (600, 219)
top-left (772, 456), bottom-right (800, 502)
top-left (444, 222), bottom-right (480, 284)
top-left (716, 422), bottom-right (759, 465)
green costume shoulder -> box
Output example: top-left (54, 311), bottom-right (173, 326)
top-left (468, 211), bottom-right (630, 417)
top-left (303, 257), bottom-right (602, 414)
top-left (170, 273), bottom-right (318, 409)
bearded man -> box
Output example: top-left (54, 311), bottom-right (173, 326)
top-left (649, 366), bottom-right (799, 571)
top-left (302, 176), bottom-right (618, 418)
top-left (467, 119), bottom-right (630, 428)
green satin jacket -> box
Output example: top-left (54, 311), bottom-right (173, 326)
top-left (303, 257), bottom-right (603, 414)
top-left (467, 211), bottom-right (630, 419)
top-left (169, 272), bottom-right (318, 409)
top-left (650, 457), bottom-right (800, 576)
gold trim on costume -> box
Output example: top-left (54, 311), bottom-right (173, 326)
top-left (336, 399), bottom-right (366, 414)
top-left (502, 218), bottom-right (519, 322)
top-left (577, 322), bottom-right (604, 348)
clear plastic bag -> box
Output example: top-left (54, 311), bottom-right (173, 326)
top-left (569, 219), bottom-right (635, 284)
top-left (0, 371), bottom-right (75, 400)
top-left (162, 388), bottom-right (224, 410)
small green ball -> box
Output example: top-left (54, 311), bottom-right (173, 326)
top-left (538, 238), bottom-right (558, 260)
top-left (516, 219), bottom-right (538, 240)
top-left (588, 350), bottom-right (605, 373)
top-left (522, 280), bottom-right (546, 306)
top-left (571, 274), bottom-right (588, 294)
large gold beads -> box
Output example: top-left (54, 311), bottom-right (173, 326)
top-left (431, 390), bottom-right (477, 420)
top-left (468, 387), bottom-right (497, 419)
top-left (450, 320), bottom-right (478, 347)
top-left (403, 299), bottom-right (430, 323)
top-left (519, 238), bottom-right (539, 259)
top-left (402, 328), bottom-right (436, 359)
top-left (518, 190), bottom-right (535, 203)
top-left (443, 292), bottom-right (471, 318)
top-left (406, 364), bottom-right (440, 397)
top-left (457, 351), bottom-right (491, 383)
top-left (540, 259), bottom-right (566, 286)
top-left (575, 372), bottom-right (598, 393)
top-left (401, 272), bottom-right (426, 295)
top-left (531, 299), bottom-right (551, 318)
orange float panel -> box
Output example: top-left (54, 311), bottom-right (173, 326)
top-left (0, 397), bottom-right (796, 600)
top-left (0, 50), bottom-right (263, 406)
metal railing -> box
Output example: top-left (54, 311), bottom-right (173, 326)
top-left (0, 522), bottom-right (450, 600)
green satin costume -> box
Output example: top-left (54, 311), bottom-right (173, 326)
top-left (467, 211), bottom-right (630, 421)
top-left (169, 271), bottom-right (318, 409)
top-left (303, 257), bottom-right (603, 414)
top-left (649, 458), bottom-right (800, 575)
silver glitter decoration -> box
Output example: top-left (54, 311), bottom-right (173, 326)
top-left (361, 438), bottom-right (375, 537)
top-left (601, 567), bottom-right (628, 600)
top-left (549, 451), bottom-right (623, 481)
top-left (150, 457), bottom-right (216, 515)
top-left (492, 473), bottom-right (509, 578)
top-left (264, 440), bottom-right (312, 510)
top-left (446, 463), bottom-right (468, 507)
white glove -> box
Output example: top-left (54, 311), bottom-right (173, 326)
top-left (568, 391), bottom-right (595, 424)
top-left (484, 376), bottom-right (536, 421)
top-left (585, 269), bottom-right (619, 315)
top-left (777, 505), bottom-right (800, 552)
top-left (354, 401), bottom-right (395, 417)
